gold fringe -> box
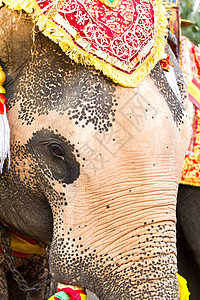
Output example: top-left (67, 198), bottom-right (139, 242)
top-left (1, 0), bottom-right (168, 87)
top-left (179, 181), bottom-right (200, 187)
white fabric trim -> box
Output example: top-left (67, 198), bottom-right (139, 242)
top-left (0, 104), bottom-right (10, 173)
top-left (163, 65), bottom-right (182, 101)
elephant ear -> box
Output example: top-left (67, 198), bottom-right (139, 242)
top-left (1, 0), bottom-right (168, 87)
top-left (167, 31), bottom-right (178, 59)
top-left (0, 67), bottom-right (10, 174)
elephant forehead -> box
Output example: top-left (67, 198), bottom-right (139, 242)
top-left (4, 15), bottom-right (184, 133)
top-left (9, 65), bottom-right (188, 149)
top-left (9, 38), bottom-right (118, 134)
top-left (10, 74), bottom-right (189, 173)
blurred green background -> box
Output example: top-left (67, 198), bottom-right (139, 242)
top-left (180, 0), bottom-right (200, 46)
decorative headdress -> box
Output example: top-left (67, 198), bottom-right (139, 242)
top-left (0, 0), bottom-right (169, 172)
top-left (1, 0), bottom-right (168, 87)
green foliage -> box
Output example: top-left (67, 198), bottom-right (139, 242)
top-left (180, 0), bottom-right (200, 46)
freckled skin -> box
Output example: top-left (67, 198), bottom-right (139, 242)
top-left (9, 34), bottom-right (117, 132)
top-left (0, 7), bottom-right (191, 300)
top-left (150, 44), bottom-right (187, 127)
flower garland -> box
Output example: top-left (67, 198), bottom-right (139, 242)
top-left (49, 287), bottom-right (87, 300)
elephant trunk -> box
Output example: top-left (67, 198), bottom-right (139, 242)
top-left (48, 146), bottom-right (183, 299)
top-left (49, 217), bottom-right (180, 299)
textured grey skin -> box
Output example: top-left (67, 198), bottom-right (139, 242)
top-left (0, 6), bottom-right (191, 300)
top-left (150, 44), bottom-right (187, 127)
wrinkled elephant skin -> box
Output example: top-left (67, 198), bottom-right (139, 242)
top-left (0, 7), bottom-right (190, 299)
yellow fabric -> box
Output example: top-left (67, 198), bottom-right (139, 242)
top-left (187, 81), bottom-right (200, 104)
top-left (0, 0), bottom-right (168, 88)
top-left (0, 230), bottom-right (46, 255)
top-left (80, 294), bottom-right (87, 300)
top-left (177, 273), bottom-right (190, 300)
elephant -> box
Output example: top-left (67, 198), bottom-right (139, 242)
top-left (0, 4), bottom-right (191, 300)
top-left (177, 184), bottom-right (200, 300)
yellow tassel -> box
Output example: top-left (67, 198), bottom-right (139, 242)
top-left (0, 66), bottom-right (6, 94)
top-left (177, 273), bottom-right (190, 300)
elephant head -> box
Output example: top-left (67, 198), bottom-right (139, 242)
top-left (0, 5), bottom-right (191, 299)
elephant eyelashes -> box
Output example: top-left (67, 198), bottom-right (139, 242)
top-left (50, 144), bottom-right (65, 160)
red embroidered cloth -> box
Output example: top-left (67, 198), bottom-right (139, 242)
top-left (3, 0), bottom-right (167, 86)
top-left (37, 0), bottom-right (155, 73)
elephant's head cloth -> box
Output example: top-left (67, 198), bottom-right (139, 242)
top-left (0, 0), bottom-right (168, 87)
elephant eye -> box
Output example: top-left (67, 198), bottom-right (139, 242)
top-left (50, 144), bottom-right (65, 160)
